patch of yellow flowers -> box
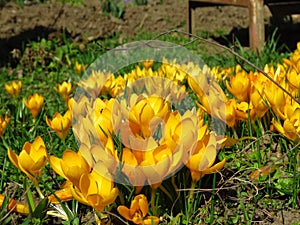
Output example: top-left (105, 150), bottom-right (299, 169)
top-left (3, 42), bottom-right (300, 224)
top-left (210, 43), bottom-right (300, 141)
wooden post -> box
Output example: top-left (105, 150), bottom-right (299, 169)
top-left (249, 0), bottom-right (265, 50)
top-left (187, 0), bottom-right (197, 34)
top-left (186, 0), bottom-right (266, 50)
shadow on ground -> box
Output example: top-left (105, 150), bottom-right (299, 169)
top-left (214, 18), bottom-right (300, 52)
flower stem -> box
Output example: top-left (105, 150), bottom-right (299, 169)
top-left (35, 183), bottom-right (44, 199)
top-left (151, 188), bottom-right (157, 216)
top-left (187, 179), bottom-right (196, 218)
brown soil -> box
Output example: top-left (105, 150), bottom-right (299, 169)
top-left (1, 0), bottom-right (300, 66)
top-left (0, 0), bottom-right (249, 40)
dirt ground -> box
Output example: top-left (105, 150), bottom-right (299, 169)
top-left (0, 0), bottom-right (300, 224)
top-left (0, 0), bottom-right (250, 40)
top-left (1, 0), bottom-right (300, 65)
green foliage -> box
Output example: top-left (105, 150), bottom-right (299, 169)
top-left (101, 0), bottom-right (125, 18)
top-left (100, 0), bottom-right (147, 19)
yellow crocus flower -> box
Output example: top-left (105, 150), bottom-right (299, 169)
top-left (49, 149), bottom-right (91, 188)
top-left (75, 61), bottom-right (87, 75)
top-left (55, 81), bottom-right (72, 102)
top-left (141, 59), bottom-right (154, 70)
top-left (49, 149), bottom-right (118, 211)
top-left (71, 170), bottom-right (118, 211)
top-left (78, 71), bottom-right (112, 99)
top-left (186, 133), bottom-right (226, 181)
top-left (0, 115), bottom-right (9, 137)
top-left (117, 194), bottom-right (160, 225)
top-left (225, 67), bottom-right (250, 102)
top-left (23, 93), bottom-right (44, 117)
top-left (4, 80), bottom-right (22, 98)
top-left (7, 136), bottom-right (48, 185)
top-left (46, 110), bottom-right (72, 139)
top-left (272, 108), bottom-right (300, 141)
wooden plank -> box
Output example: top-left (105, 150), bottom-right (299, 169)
top-left (188, 0), bottom-right (249, 7)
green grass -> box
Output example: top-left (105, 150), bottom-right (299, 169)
top-left (0, 30), bottom-right (299, 225)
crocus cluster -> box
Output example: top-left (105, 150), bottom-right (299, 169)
top-left (6, 41), bottom-right (300, 223)
top-left (209, 43), bottom-right (300, 141)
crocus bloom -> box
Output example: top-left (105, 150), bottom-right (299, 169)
top-left (46, 110), bottom-right (72, 139)
top-left (224, 99), bottom-right (237, 127)
top-left (49, 149), bottom-right (118, 211)
top-left (8, 136), bottom-right (48, 184)
top-left (49, 149), bottom-right (91, 188)
top-left (0, 194), bottom-right (29, 214)
top-left (67, 96), bottom-right (91, 118)
top-left (186, 133), bottom-right (226, 181)
top-left (4, 80), bottom-right (22, 98)
top-left (272, 108), bottom-right (300, 141)
top-left (225, 66), bottom-right (250, 102)
top-left (128, 96), bottom-right (169, 138)
top-left (264, 79), bottom-right (286, 120)
top-left (117, 194), bottom-right (159, 225)
top-left (0, 115), bottom-right (9, 136)
top-left (75, 61), bottom-right (87, 75)
top-left (141, 60), bottom-right (154, 70)
top-left (78, 71), bottom-right (112, 99)
top-left (71, 170), bottom-right (118, 211)
top-left (23, 93), bottom-right (44, 117)
top-left (249, 84), bottom-right (268, 119)
top-left (287, 69), bottom-right (300, 91)
top-left (55, 81), bottom-right (72, 102)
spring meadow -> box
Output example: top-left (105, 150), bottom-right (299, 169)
top-left (0, 0), bottom-right (300, 224)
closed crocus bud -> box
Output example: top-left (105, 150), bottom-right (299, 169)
top-left (0, 115), bottom-right (9, 137)
top-left (23, 93), bottom-right (44, 117)
top-left (224, 99), bottom-right (237, 127)
top-left (4, 80), bottom-right (22, 98)
top-left (7, 136), bottom-right (48, 185)
top-left (118, 194), bottom-right (160, 225)
top-left (46, 110), bottom-right (72, 139)
top-left (75, 61), bottom-right (87, 75)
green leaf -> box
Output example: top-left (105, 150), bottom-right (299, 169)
top-left (32, 198), bottom-right (49, 219)
top-left (24, 179), bottom-right (35, 215)
top-left (170, 213), bottom-right (183, 225)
